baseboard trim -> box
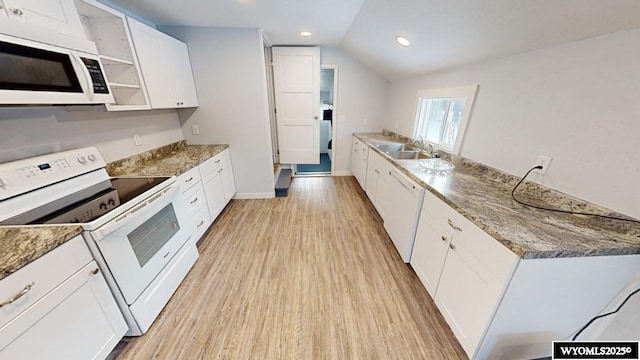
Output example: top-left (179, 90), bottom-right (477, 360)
top-left (234, 192), bottom-right (275, 199)
top-left (333, 171), bottom-right (353, 176)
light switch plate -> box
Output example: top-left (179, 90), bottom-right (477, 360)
top-left (191, 125), bottom-right (200, 135)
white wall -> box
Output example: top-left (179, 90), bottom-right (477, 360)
top-left (387, 29), bottom-right (640, 219)
top-left (161, 26), bottom-right (275, 199)
top-left (0, 107), bottom-right (183, 163)
top-left (320, 47), bottom-right (389, 175)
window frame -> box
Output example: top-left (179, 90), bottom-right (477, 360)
top-left (412, 85), bottom-right (478, 155)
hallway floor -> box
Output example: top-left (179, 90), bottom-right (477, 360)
top-left (108, 177), bottom-right (467, 359)
top-left (296, 153), bottom-right (331, 174)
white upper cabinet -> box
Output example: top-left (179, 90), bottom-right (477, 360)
top-left (1, 0), bottom-right (85, 37)
top-left (167, 37), bottom-right (198, 108)
top-left (127, 17), bottom-right (199, 109)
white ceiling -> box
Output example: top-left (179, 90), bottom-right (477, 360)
top-left (106, 0), bottom-right (640, 80)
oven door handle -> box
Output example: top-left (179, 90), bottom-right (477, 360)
top-left (92, 184), bottom-right (179, 241)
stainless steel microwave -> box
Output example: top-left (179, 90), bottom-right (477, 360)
top-left (0, 33), bottom-right (114, 105)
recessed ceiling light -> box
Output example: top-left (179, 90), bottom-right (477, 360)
top-left (396, 36), bottom-right (410, 47)
top-left (300, 31), bottom-right (312, 37)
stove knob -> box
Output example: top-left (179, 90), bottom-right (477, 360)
top-left (77, 156), bottom-right (87, 164)
top-left (108, 199), bottom-right (116, 207)
top-left (87, 154), bottom-right (97, 161)
top-left (99, 202), bottom-right (108, 211)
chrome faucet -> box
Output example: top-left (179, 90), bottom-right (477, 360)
top-left (412, 135), bottom-right (425, 149)
top-left (412, 136), bottom-right (439, 157)
top-left (424, 143), bottom-right (434, 156)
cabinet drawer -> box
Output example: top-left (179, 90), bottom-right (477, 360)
top-left (422, 191), bottom-right (517, 282)
top-left (191, 206), bottom-right (211, 242)
top-left (199, 150), bottom-right (230, 179)
top-left (177, 166), bottom-right (201, 193)
top-left (182, 182), bottom-right (206, 219)
top-left (0, 235), bottom-right (92, 328)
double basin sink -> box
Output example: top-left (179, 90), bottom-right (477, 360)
top-left (374, 143), bottom-right (431, 160)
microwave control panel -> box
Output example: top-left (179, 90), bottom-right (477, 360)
top-left (81, 58), bottom-right (109, 94)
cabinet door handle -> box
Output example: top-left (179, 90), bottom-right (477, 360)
top-left (441, 235), bottom-right (447, 242)
top-left (217, 168), bottom-right (223, 173)
top-left (0, 282), bottom-right (34, 308)
top-left (11, 8), bottom-right (24, 16)
top-left (185, 177), bottom-right (194, 183)
top-left (197, 220), bottom-right (204, 228)
top-left (215, 159), bottom-right (221, 164)
top-left (449, 243), bottom-right (456, 250)
top-left (447, 219), bottom-right (462, 232)
top-left (91, 268), bottom-right (100, 275)
top-left (190, 197), bottom-right (198, 204)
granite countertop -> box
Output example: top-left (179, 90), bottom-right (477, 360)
top-left (106, 140), bottom-right (229, 177)
top-left (0, 226), bottom-right (83, 281)
top-left (354, 132), bottom-right (640, 259)
top-left (1, 141), bottom-right (227, 281)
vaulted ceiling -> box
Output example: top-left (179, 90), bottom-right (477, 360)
top-left (106, 0), bottom-right (640, 80)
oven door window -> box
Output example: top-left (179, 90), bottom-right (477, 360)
top-left (91, 188), bottom-right (192, 305)
top-left (128, 204), bottom-right (180, 267)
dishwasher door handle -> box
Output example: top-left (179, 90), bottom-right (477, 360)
top-left (390, 169), bottom-right (416, 191)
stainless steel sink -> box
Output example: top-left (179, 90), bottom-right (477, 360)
top-left (385, 151), bottom-right (431, 160)
top-left (374, 143), bottom-right (418, 152)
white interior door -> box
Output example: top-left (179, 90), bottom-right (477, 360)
top-left (272, 47), bottom-right (320, 164)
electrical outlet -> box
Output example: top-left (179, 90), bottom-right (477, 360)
top-left (191, 125), bottom-right (200, 135)
top-left (362, 118), bottom-right (368, 125)
top-left (534, 155), bottom-right (552, 175)
top-left (339, 114), bottom-right (346, 123)
top-left (133, 134), bottom-right (142, 146)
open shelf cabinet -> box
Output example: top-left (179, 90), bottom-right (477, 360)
top-left (75, 0), bottom-right (151, 111)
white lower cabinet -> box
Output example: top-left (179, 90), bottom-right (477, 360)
top-left (434, 239), bottom-right (507, 356)
top-left (365, 148), bottom-right (392, 219)
top-left (199, 149), bottom-right (236, 223)
top-left (410, 210), bottom-right (451, 297)
top-left (0, 236), bottom-right (127, 360)
top-left (201, 170), bottom-right (225, 221)
top-left (351, 136), bottom-right (368, 190)
top-left (411, 190), bottom-right (518, 358)
top-left (177, 166), bottom-right (209, 245)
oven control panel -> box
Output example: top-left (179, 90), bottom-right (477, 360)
top-left (0, 147), bottom-right (106, 201)
top-left (44, 189), bottom-right (120, 224)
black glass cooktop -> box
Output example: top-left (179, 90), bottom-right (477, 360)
top-left (1, 176), bottom-right (171, 225)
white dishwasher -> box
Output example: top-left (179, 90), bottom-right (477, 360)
top-left (384, 167), bottom-right (425, 262)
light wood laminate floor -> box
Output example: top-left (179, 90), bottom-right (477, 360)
top-left (109, 176), bottom-right (467, 360)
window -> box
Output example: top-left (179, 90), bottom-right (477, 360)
top-left (413, 85), bottom-right (478, 154)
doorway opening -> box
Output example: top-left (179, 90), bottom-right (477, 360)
top-left (295, 66), bottom-right (336, 176)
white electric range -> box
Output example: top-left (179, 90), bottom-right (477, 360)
top-left (0, 147), bottom-right (198, 335)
